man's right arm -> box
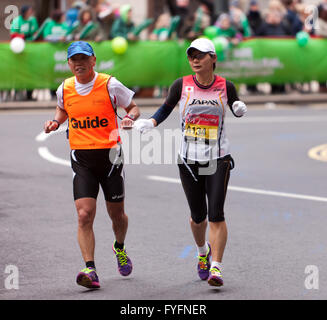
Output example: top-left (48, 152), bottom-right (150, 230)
top-left (44, 106), bottom-right (68, 133)
top-left (44, 83), bottom-right (68, 133)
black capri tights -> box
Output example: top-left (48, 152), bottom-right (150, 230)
top-left (178, 154), bottom-right (234, 224)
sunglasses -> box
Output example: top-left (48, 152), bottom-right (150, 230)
top-left (187, 52), bottom-right (209, 61)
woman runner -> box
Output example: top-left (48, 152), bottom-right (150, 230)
top-left (134, 38), bottom-right (247, 287)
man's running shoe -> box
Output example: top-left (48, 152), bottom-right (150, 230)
top-left (208, 267), bottom-right (223, 287)
top-left (112, 244), bottom-right (133, 276)
top-left (76, 267), bottom-right (100, 289)
top-left (197, 243), bottom-right (211, 280)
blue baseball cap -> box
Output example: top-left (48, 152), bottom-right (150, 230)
top-left (67, 41), bottom-right (95, 59)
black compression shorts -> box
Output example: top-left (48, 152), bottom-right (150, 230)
top-left (178, 154), bottom-right (234, 223)
top-left (71, 147), bottom-right (125, 202)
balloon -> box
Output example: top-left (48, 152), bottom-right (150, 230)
top-left (212, 36), bottom-right (229, 53)
top-left (296, 31), bottom-right (309, 47)
top-left (203, 26), bottom-right (217, 39)
top-left (216, 51), bottom-right (225, 62)
top-left (112, 36), bottom-right (128, 54)
top-left (10, 37), bottom-right (25, 54)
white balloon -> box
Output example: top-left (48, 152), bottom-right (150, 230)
top-left (10, 37), bottom-right (25, 54)
top-left (217, 37), bottom-right (229, 50)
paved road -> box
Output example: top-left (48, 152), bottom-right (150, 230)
top-left (0, 105), bottom-right (327, 300)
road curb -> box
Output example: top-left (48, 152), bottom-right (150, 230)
top-left (1, 94), bottom-right (327, 110)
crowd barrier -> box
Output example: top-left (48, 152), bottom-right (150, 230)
top-left (0, 37), bottom-right (326, 90)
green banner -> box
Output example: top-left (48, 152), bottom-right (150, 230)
top-left (0, 38), bottom-right (326, 90)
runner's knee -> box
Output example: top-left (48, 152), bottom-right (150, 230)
top-left (107, 203), bottom-right (125, 221)
top-left (190, 212), bottom-right (207, 224)
top-left (77, 208), bottom-right (95, 227)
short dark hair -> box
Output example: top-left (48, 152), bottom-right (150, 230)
top-left (209, 54), bottom-right (216, 70)
top-left (21, 5), bottom-right (32, 18)
top-left (52, 9), bottom-right (64, 23)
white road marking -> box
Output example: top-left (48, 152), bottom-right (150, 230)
top-left (147, 175), bottom-right (327, 203)
top-left (36, 128), bottom-right (70, 166)
top-left (38, 147), bottom-right (70, 167)
top-left (35, 127), bottom-right (66, 142)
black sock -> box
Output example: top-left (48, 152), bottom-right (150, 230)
top-left (114, 241), bottom-right (124, 250)
top-left (86, 261), bottom-right (95, 269)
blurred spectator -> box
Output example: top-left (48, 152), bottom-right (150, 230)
top-left (282, 0), bottom-right (303, 35)
top-left (267, 0), bottom-right (292, 34)
top-left (43, 10), bottom-right (70, 42)
top-left (256, 8), bottom-right (288, 93)
top-left (186, 4), bottom-right (212, 40)
top-left (215, 14), bottom-right (240, 45)
top-left (166, 0), bottom-right (190, 38)
top-left (268, 0), bottom-right (287, 15)
top-left (66, 1), bottom-right (86, 29)
top-left (149, 13), bottom-right (171, 41)
top-left (199, 0), bottom-right (216, 25)
top-left (42, 10), bottom-right (70, 99)
top-left (247, 0), bottom-right (263, 35)
top-left (230, 2), bottom-right (251, 37)
top-left (246, 1), bottom-right (261, 93)
top-left (110, 4), bottom-right (137, 40)
top-left (70, 6), bottom-right (101, 41)
top-left (295, 3), bottom-right (314, 34)
top-left (256, 9), bottom-right (289, 36)
top-left (246, 1), bottom-right (262, 93)
top-left (316, 3), bottom-right (327, 37)
top-left (10, 5), bottom-right (39, 101)
top-left (148, 13), bottom-right (171, 97)
top-left (96, 0), bottom-right (118, 40)
top-left (10, 5), bottom-right (39, 40)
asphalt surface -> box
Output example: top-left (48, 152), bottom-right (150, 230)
top-left (0, 105), bottom-right (327, 300)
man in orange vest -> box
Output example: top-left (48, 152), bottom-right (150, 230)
top-left (44, 41), bottom-right (140, 289)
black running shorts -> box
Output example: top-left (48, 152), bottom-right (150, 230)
top-left (70, 147), bottom-right (125, 202)
top-left (178, 154), bottom-right (234, 223)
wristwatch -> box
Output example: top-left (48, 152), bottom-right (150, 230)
top-left (52, 119), bottom-right (60, 130)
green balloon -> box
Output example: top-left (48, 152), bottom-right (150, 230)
top-left (296, 31), bottom-right (309, 47)
top-left (217, 51), bottom-right (225, 62)
top-left (204, 26), bottom-right (217, 39)
top-left (112, 36), bottom-right (128, 54)
top-left (212, 36), bottom-right (229, 53)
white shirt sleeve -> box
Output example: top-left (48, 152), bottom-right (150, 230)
top-left (108, 77), bottom-right (135, 109)
top-left (56, 82), bottom-right (64, 110)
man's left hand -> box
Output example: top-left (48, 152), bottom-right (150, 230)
top-left (121, 115), bottom-right (134, 130)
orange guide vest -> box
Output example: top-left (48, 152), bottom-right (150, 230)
top-left (63, 73), bottom-right (120, 150)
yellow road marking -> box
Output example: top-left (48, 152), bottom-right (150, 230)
top-left (308, 144), bottom-right (327, 162)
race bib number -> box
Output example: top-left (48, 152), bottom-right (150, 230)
top-left (184, 114), bottom-right (219, 141)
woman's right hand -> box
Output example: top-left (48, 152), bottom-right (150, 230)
top-left (133, 118), bottom-right (155, 134)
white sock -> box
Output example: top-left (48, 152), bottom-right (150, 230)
top-left (211, 261), bottom-right (223, 271)
top-left (197, 242), bottom-right (209, 256)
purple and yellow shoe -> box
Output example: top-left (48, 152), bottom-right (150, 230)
top-left (76, 267), bottom-right (100, 289)
top-left (208, 267), bottom-right (224, 287)
top-left (112, 244), bottom-right (133, 276)
top-left (197, 244), bottom-right (211, 280)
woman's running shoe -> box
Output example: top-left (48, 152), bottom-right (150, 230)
top-left (208, 266), bottom-right (223, 287)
